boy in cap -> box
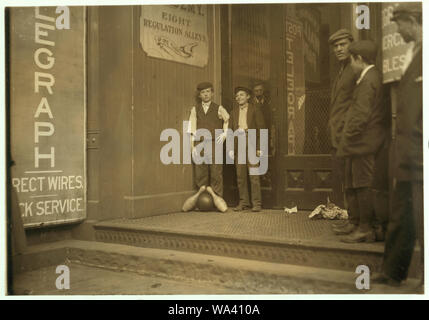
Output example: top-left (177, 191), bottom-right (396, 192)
top-left (336, 40), bottom-right (387, 243)
top-left (187, 82), bottom-right (230, 206)
top-left (229, 86), bottom-right (266, 212)
top-left (373, 3), bottom-right (423, 289)
top-left (328, 29), bottom-right (360, 236)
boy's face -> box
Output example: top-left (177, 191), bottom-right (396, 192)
top-left (253, 85), bottom-right (264, 98)
top-left (350, 54), bottom-right (365, 73)
top-left (199, 88), bottom-right (214, 103)
top-left (235, 91), bottom-right (250, 105)
top-left (394, 18), bottom-right (416, 43)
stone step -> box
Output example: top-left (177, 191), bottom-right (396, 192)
top-left (93, 212), bottom-right (422, 278)
top-left (14, 240), bottom-right (422, 294)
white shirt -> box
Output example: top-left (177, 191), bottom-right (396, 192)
top-left (202, 102), bottom-right (211, 114)
top-left (356, 64), bottom-right (375, 85)
top-left (238, 105), bottom-right (248, 130)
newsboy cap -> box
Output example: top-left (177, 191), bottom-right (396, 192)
top-left (196, 82), bottom-right (213, 91)
top-left (328, 29), bottom-right (353, 45)
top-left (349, 40), bottom-right (378, 63)
top-left (391, 2), bottom-right (422, 21)
top-left (234, 86), bottom-right (252, 95)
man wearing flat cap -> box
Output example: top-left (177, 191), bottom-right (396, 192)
top-left (187, 82), bottom-right (230, 207)
top-left (229, 86), bottom-right (266, 212)
top-left (328, 29), bottom-right (360, 236)
top-left (373, 2), bottom-right (423, 289)
top-left (336, 40), bottom-right (387, 244)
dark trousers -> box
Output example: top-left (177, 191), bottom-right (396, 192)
top-left (344, 155), bottom-right (375, 227)
top-left (345, 187), bottom-right (373, 229)
top-left (195, 163), bottom-right (223, 197)
top-left (372, 140), bottom-right (390, 230)
top-left (331, 149), bottom-right (345, 206)
top-left (194, 140), bottom-right (223, 196)
top-left (382, 181), bottom-right (424, 281)
top-left (236, 164), bottom-right (261, 208)
top-left (372, 189), bottom-right (389, 230)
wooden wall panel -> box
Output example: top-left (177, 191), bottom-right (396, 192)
top-left (96, 6), bottom-right (133, 220)
top-left (129, 5), bottom-right (220, 217)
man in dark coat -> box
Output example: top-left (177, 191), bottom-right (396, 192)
top-left (229, 86), bottom-right (266, 212)
top-left (328, 29), bottom-right (359, 235)
top-left (252, 82), bottom-right (275, 196)
top-left (373, 3), bottom-right (423, 288)
top-left (336, 40), bottom-right (387, 243)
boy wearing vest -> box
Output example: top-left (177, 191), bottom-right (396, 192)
top-left (187, 82), bottom-right (230, 202)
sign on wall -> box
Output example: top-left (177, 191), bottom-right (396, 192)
top-left (296, 5), bottom-right (321, 83)
top-left (10, 7), bottom-right (86, 228)
top-left (285, 17), bottom-right (306, 155)
top-left (381, 3), bottom-right (414, 83)
top-left (140, 5), bottom-right (209, 67)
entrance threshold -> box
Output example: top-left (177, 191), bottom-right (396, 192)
top-left (94, 210), bottom-right (421, 278)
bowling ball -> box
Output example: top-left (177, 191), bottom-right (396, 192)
top-left (197, 191), bottom-right (214, 211)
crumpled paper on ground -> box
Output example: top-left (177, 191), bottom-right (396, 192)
top-left (308, 202), bottom-right (348, 220)
top-left (284, 206), bottom-right (298, 214)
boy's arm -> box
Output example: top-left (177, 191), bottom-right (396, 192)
top-left (218, 105), bottom-right (230, 133)
top-left (216, 106), bottom-right (230, 143)
top-left (187, 106), bottom-right (196, 149)
top-left (228, 108), bottom-right (234, 131)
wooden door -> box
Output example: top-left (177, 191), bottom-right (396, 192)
top-left (274, 9), bottom-right (341, 210)
top-left (279, 155), bottom-right (338, 210)
top-left (221, 4), bottom-right (343, 210)
top-left (221, 4), bottom-right (276, 208)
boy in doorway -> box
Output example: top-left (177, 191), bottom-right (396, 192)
top-left (229, 86), bottom-right (266, 212)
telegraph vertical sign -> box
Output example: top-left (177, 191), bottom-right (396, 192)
top-left (285, 16), bottom-right (305, 155)
top-left (9, 7), bottom-right (86, 228)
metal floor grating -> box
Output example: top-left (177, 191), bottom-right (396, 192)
top-left (101, 210), bottom-right (384, 249)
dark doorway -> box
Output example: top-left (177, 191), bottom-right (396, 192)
top-left (221, 3), bottom-right (345, 210)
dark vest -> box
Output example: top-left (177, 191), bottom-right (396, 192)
top-left (196, 102), bottom-right (223, 140)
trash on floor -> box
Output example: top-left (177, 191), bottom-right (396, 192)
top-left (308, 202), bottom-right (348, 220)
top-left (284, 206), bottom-right (298, 214)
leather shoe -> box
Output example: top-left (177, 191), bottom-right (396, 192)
top-left (331, 220), bottom-right (349, 229)
top-left (372, 273), bottom-right (401, 287)
top-left (374, 225), bottom-right (385, 242)
top-left (234, 204), bottom-right (251, 211)
top-left (333, 222), bottom-right (356, 235)
top-left (340, 229), bottom-right (376, 243)
top-left (251, 206), bottom-right (261, 212)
